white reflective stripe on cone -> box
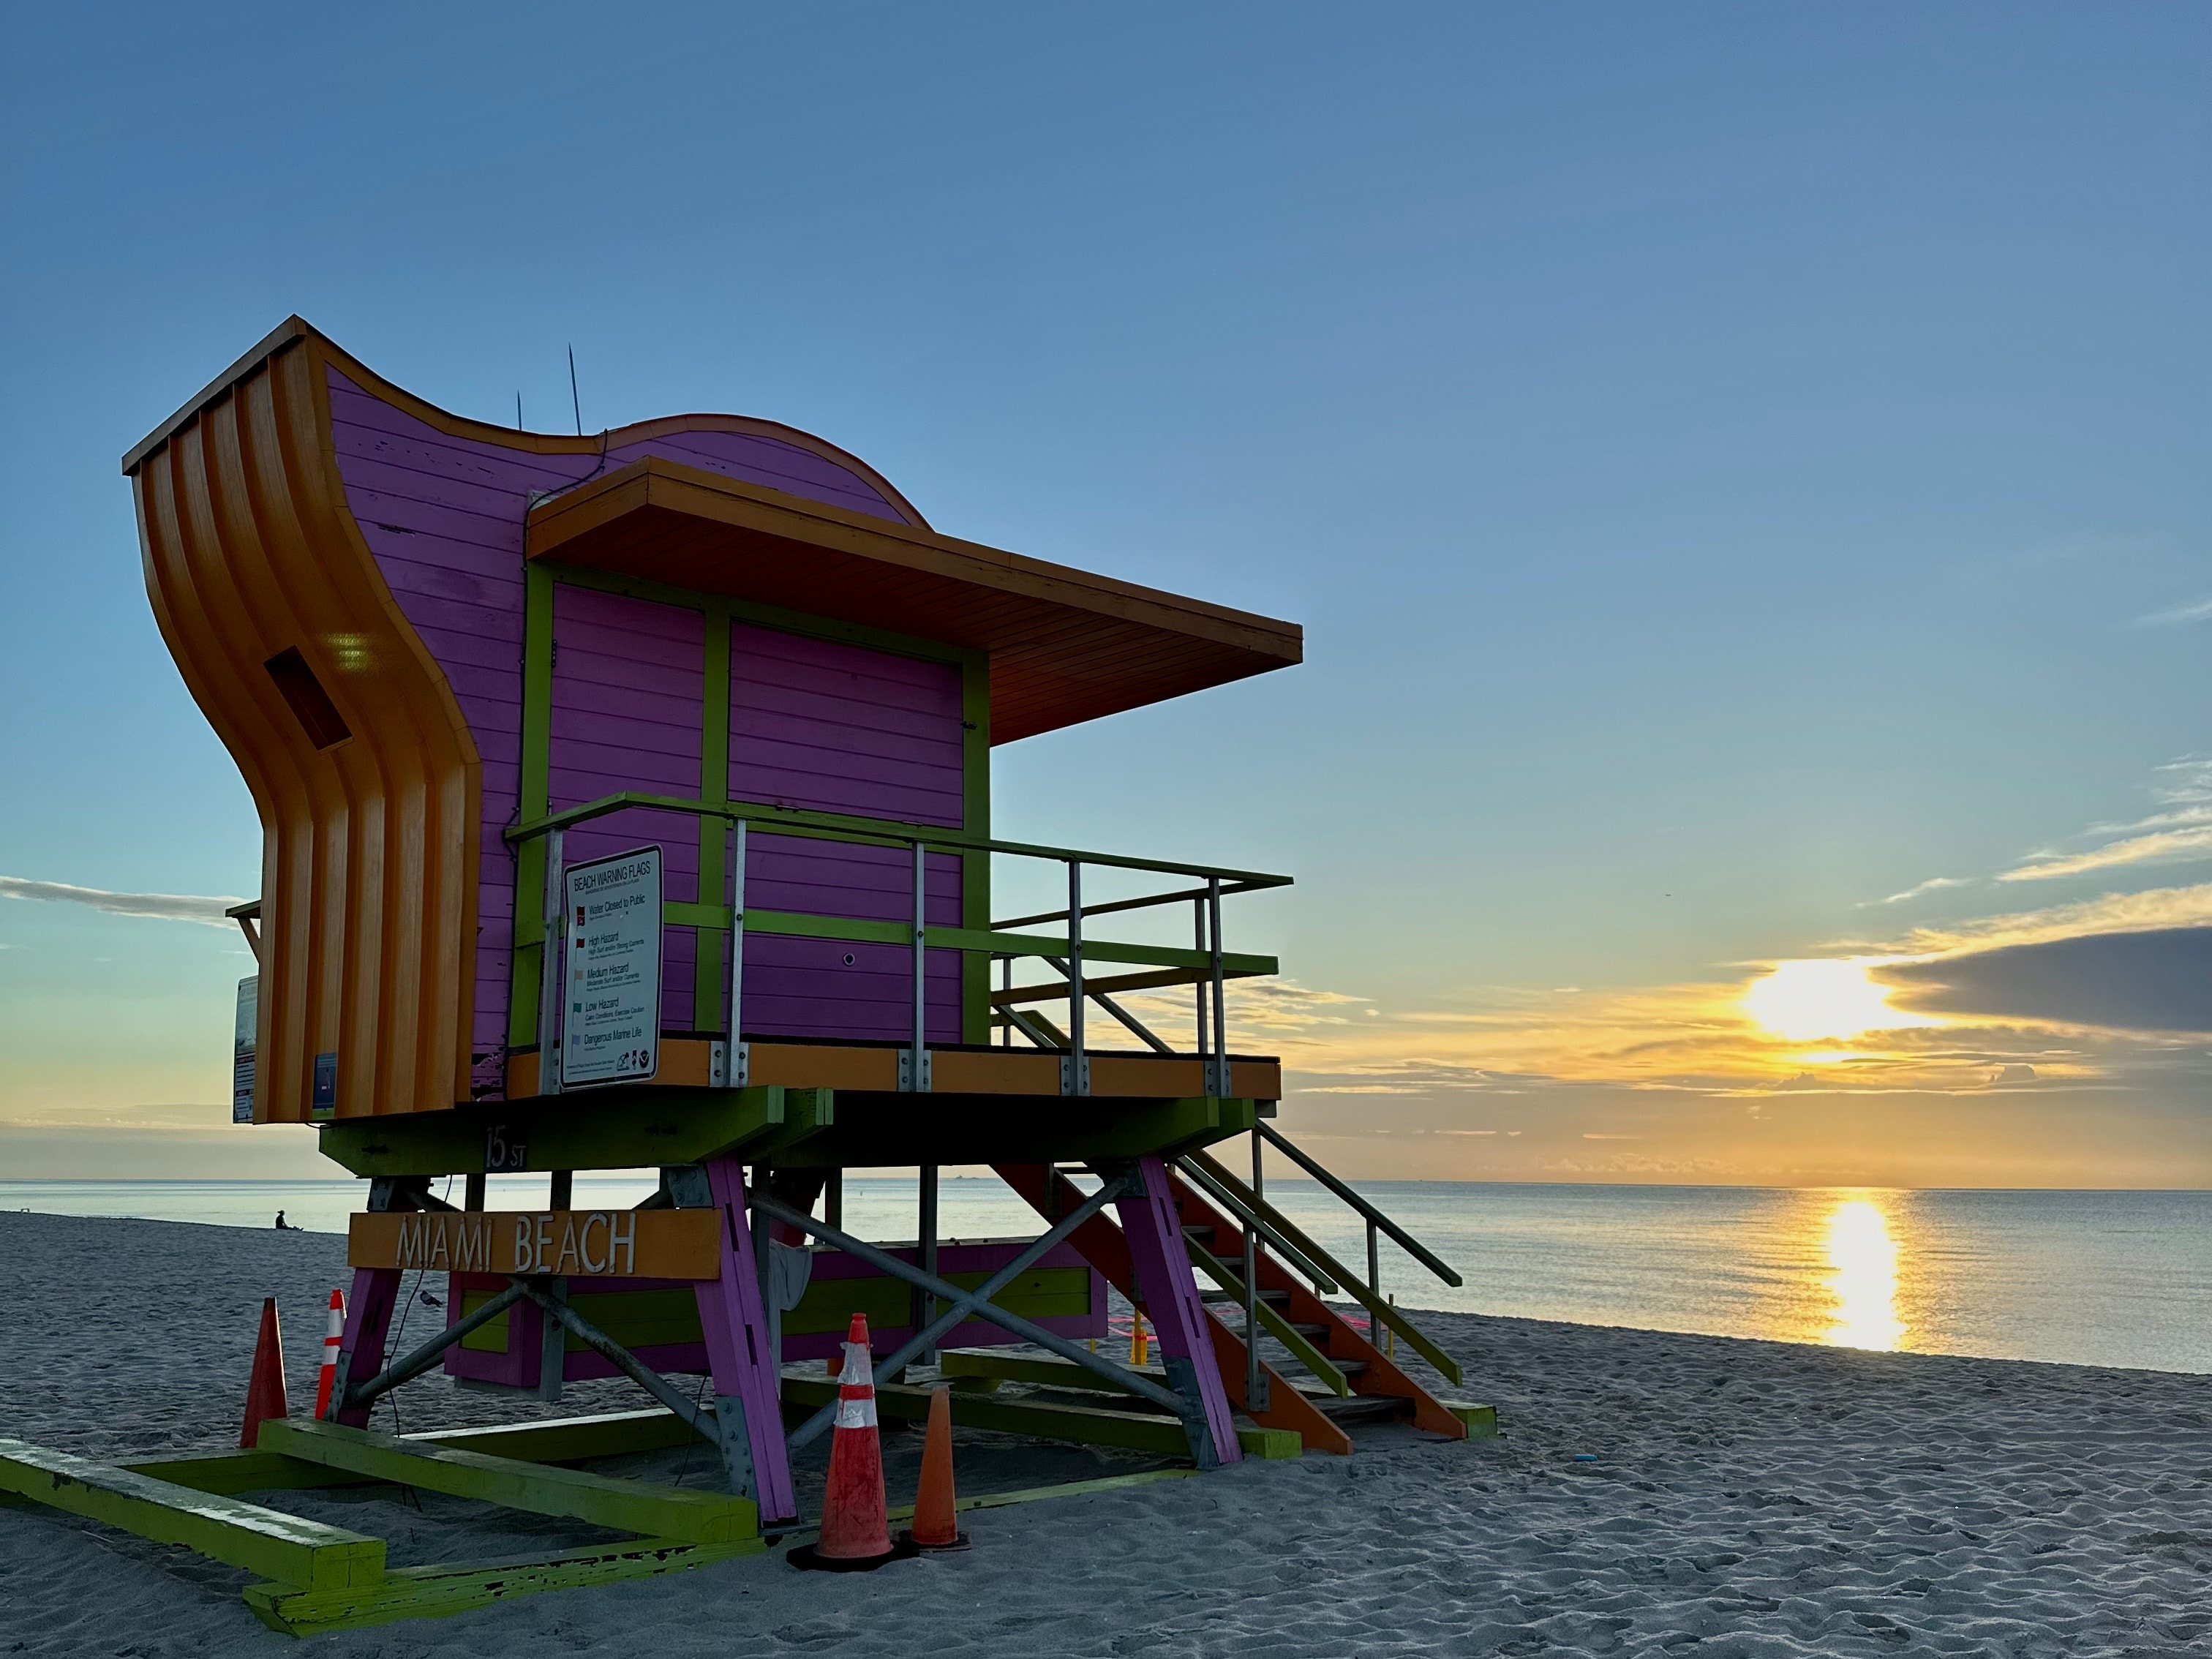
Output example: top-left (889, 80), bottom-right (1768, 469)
top-left (835, 1396), bottom-right (879, 1430)
top-left (840, 1341), bottom-right (874, 1388)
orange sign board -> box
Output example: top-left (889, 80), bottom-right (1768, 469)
top-left (347, 1208), bottom-right (721, 1280)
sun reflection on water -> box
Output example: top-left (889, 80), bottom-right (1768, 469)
top-left (1823, 1197), bottom-right (1907, 1351)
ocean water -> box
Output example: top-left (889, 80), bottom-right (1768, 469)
top-left (4, 1176), bottom-right (2206, 1376)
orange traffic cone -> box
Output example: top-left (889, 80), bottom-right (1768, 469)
top-left (789, 1314), bottom-right (917, 1571)
top-left (899, 1385), bottom-right (969, 1551)
top-left (239, 1296), bottom-right (289, 1448)
top-left (312, 1287), bottom-right (346, 1419)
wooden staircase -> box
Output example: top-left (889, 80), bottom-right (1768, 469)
top-left (998, 1154), bottom-right (1485, 1457)
top-left (1166, 1163), bottom-right (1470, 1445)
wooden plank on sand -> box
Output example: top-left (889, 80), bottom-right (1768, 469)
top-left (255, 1419), bottom-right (754, 1544)
top-left (0, 1437), bottom-right (385, 1590)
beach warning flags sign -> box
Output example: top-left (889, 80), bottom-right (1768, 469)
top-left (239, 1296), bottom-right (289, 1448)
top-left (312, 1287), bottom-right (346, 1419)
top-left (789, 1313), bottom-right (916, 1571)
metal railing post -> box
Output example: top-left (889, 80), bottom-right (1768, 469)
top-left (535, 828), bottom-right (565, 1096)
top-left (1193, 897), bottom-right (1208, 1058)
top-left (721, 820), bottom-right (748, 1088)
top-left (907, 839), bottom-right (929, 1091)
top-left (1367, 1218), bottom-right (1380, 1299)
top-left (1207, 876), bottom-right (1227, 1098)
top-left (1065, 860), bottom-right (1086, 1095)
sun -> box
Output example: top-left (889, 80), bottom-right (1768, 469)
top-left (1744, 958), bottom-right (1918, 1042)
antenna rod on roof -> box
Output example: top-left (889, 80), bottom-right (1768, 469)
top-left (516, 392), bottom-right (522, 431)
top-left (568, 345), bottom-right (582, 436)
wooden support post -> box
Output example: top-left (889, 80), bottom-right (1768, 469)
top-left (464, 1172), bottom-right (486, 1212)
top-left (1111, 1156), bottom-right (1240, 1469)
top-left (689, 1157), bottom-right (795, 1524)
top-left (328, 1268), bottom-right (400, 1428)
top-left (549, 1170), bottom-right (573, 1210)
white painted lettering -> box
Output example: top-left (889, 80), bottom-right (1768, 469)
top-left (579, 1212), bottom-right (609, 1276)
top-left (609, 1211), bottom-right (636, 1276)
top-left (554, 1216), bottom-right (582, 1276)
top-left (513, 1214), bottom-right (535, 1274)
top-left (534, 1214), bottom-right (554, 1275)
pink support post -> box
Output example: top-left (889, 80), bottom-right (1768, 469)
top-left (1115, 1155), bottom-right (1242, 1467)
top-left (328, 1266), bottom-right (401, 1428)
top-left (693, 1156), bottom-right (797, 1523)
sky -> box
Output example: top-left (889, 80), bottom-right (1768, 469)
top-left (1, 3), bottom-right (2205, 1186)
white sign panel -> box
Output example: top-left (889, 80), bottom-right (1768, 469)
top-left (560, 845), bottom-right (663, 1087)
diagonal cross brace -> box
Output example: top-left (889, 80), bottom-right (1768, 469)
top-left (768, 1173), bottom-right (1130, 1451)
top-left (332, 1282), bottom-right (528, 1417)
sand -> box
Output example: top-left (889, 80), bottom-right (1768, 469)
top-left (1, 1210), bottom-right (2208, 1656)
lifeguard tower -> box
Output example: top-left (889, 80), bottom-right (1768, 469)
top-left (0, 319), bottom-right (1485, 1633)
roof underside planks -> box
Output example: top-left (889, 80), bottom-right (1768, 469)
top-left (524, 456), bottom-right (1303, 745)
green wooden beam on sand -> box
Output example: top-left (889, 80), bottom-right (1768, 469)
top-left (255, 1419), bottom-right (755, 1545)
top-left (0, 1437), bottom-right (385, 1591)
top-left (244, 1534), bottom-right (762, 1637)
top-left (126, 1410), bottom-right (703, 1497)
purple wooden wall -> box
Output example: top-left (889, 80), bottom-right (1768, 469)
top-left (549, 586), bottom-right (706, 1031)
top-left (729, 622), bottom-right (966, 1045)
top-left (327, 367), bottom-right (940, 1096)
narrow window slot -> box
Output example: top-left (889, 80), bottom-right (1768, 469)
top-left (264, 647), bottom-right (353, 750)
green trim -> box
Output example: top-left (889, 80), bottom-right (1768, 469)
top-left (245, 1535), bottom-right (762, 1637)
top-left (508, 563), bottom-right (558, 1051)
top-left (660, 901), bottom-right (1276, 976)
top-left (318, 1086), bottom-right (816, 1177)
top-left (0, 1437), bottom-right (385, 1591)
top-left (255, 1419), bottom-right (755, 1545)
top-left (694, 616), bottom-right (732, 1026)
top-left (960, 652), bottom-right (991, 1043)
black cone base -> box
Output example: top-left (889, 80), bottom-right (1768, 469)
top-left (897, 1527), bottom-right (972, 1553)
top-left (787, 1538), bottom-right (922, 1573)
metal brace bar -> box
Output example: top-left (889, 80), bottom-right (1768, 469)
top-left (753, 1181), bottom-right (1200, 1442)
top-left (1041, 957), bottom-right (1174, 1056)
top-left (519, 1282), bottom-right (718, 1439)
top-left (335, 1282), bottom-right (528, 1415)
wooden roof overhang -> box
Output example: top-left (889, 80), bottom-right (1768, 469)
top-left (524, 456), bottom-right (1303, 744)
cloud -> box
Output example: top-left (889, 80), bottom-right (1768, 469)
top-left (1873, 875), bottom-right (1974, 906)
top-left (2133, 595), bottom-right (2212, 627)
top-left (2001, 826), bottom-right (2212, 883)
top-left (1998, 758), bottom-right (2212, 884)
top-left (0, 876), bottom-right (246, 928)
top-left (1878, 928), bottom-right (2212, 1034)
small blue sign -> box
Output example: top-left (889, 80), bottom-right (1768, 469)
top-left (312, 1050), bottom-right (338, 1120)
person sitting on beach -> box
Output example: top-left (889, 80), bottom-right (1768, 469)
top-left (274, 1210), bottom-right (292, 1230)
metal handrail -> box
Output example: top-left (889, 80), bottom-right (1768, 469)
top-left (1254, 1121), bottom-right (1462, 1288)
top-left (510, 786), bottom-right (1287, 1099)
top-left (502, 788), bottom-right (1293, 889)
